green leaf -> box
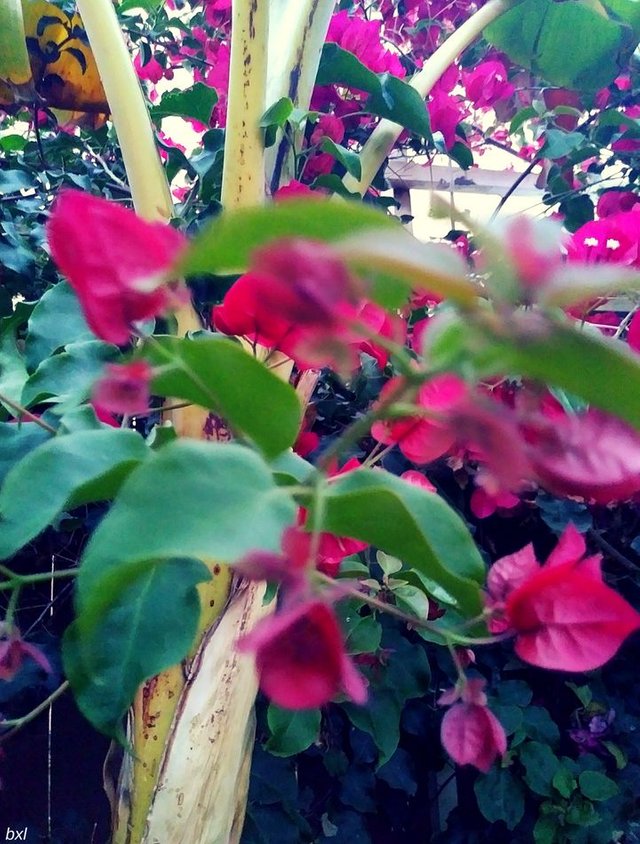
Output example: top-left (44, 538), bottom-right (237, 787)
top-left (533, 815), bottom-right (558, 844)
top-left (566, 681), bottom-right (592, 708)
top-left (63, 557), bottom-right (209, 737)
top-left (520, 741), bottom-right (561, 796)
top-left (334, 229), bottom-right (477, 307)
top-left (542, 129), bottom-right (586, 160)
top-left (520, 705), bottom-right (561, 746)
top-left (180, 198), bottom-right (396, 278)
top-left (24, 282), bottom-right (94, 371)
top-left (316, 44), bottom-right (432, 139)
top-left (392, 584), bottom-right (430, 619)
top-left (602, 740), bottom-right (626, 770)
top-left (510, 105), bottom-right (539, 134)
top-left (448, 141), bottom-right (473, 171)
top-left (260, 97), bottom-right (294, 147)
top-left (313, 469), bottom-right (485, 616)
top-left (260, 97), bottom-right (294, 128)
top-left (21, 341), bottom-right (118, 408)
top-left (474, 767), bottom-right (526, 830)
top-left (343, 690), bottom-right (402, 766)
top-left (269, 450), bottom-right (316, 485)
top-left (477, 317), bottom-right (640, 432)
top-left (485, 0), bottom-right (640, 91)
top-left (319, 138), bottom-right (362, 180)
top-left (336, 602), bottom-right (382, 655)
top-left (75, 441), bottom-right (295, 609)
top-left (151, 83), bottom-right (218, 124)
top-left (0, 430), bottom-right (149, 559)
top-left (0, 169), bottom-right (33, 194)
top-left (497, 679), bottom-right (533, 707)
top-left (118, 0), bottom-right (164, 11)
top-left (0, 321), bottom-right (28, 405)
top-left (578, 770), bottom-right (619, 801)
top-left (553, 766), bottom-right (577, 799)
top-left (265, 705), bottom-right (321, 757)
top-left (0, 421), bottom-right (50, 487)
top-left (143, 335), bottom-right (302, 458)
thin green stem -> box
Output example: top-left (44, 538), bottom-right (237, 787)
top-left (0, 393), bottom-right (57, 434)
top-left (315, 573), bottom-right (509, 647)
top-left (0, 681), bottom-right (70, 740)
top-left (0, 568), bottom-right (78, 592)
top-left (4, 585), bottom-right (21, 629)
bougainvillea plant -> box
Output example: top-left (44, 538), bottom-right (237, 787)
top-left (5, 0), bottom-right (640, 842)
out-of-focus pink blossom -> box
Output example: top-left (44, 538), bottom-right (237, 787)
top-left (439, 678), bottom-right (507, 772)
top-left (237, 599), bottom-right (367, 709)
top-left (47, 190), bottom-right (188, 345)
top-left (93, 361), bottom-right (152, 416)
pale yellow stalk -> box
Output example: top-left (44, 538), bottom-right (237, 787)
top-left (75, 0), bottom-right (172, 221)
top-left (265, 0), bottom-right (336, 189)
top-left (343, 0), bottom-right (512, 196)
top-left (220, 0), bottom-right (269, 207)
top-left (0, 0), bottom-right (33, 94)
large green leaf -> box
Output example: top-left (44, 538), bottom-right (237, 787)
top-left (479, 317), bottom-right (640, 431)
top-left (180, 199), bottom-right (396, 277)
top-left (316, 44), bottom-right (432, 140)
top-left (21, 341), bottom-right (118, 408)
top-left (151, 83), bottom-right (218, 124)
top-left (24, 282), bottom-right (94, 371)
top-left (313, 469), bottom-right (485, 616)
top-left (474, 767), bottom-right (526, 830)
top-left (0, 323), bottom-right (28, 406)
top-left (75, 441), bottom-right (296, 608)
top-left (63, 557), bottom-right (210, 737)
top-left (0, 421), bottom-right (51, 486)
top-left (485, 0), bottom-right (640, 91)
top-left (143, 335), bottom-right (302, 458)
top-left (0, 429), bottom-right (149, 559)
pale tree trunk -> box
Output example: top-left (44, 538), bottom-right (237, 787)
top-left (74, 2), bottom-right (333, 842)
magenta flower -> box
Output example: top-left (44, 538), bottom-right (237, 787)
top-left (92, 361), bottom-right (152, 416)
top-left (47, 190), bottom-right (188, 345)
top-left (238, 600), bottom-right (367, 710)
top-left (0, 631), bottom-right (51, 681)
top-left (486, 525), bottom-right (640, 671)
top-left (462, 60), bottom-right (514, 110)
top-left (439, 679), bottom-right (507, 773)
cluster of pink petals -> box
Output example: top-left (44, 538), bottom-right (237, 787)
top-left (486, 525), bottom-right (640, 672)
top-left (428, 85), bottom-right (468, 150)
top-left (92, 361), bottom-right (153, 416)
top-left (238, 599), bottom-right (367, 710)
top-left (305, 114), bottom-right (347, 181)
top-left (213, 239), bottom-right (403, 372)
top-left (0, 630), bottom-right (52, 681)
top-left (372, 369), bottom-right (640, 507)
top-left (462, 60), bottom-right (514, 110)
top-left (439, 678), bottom-right (507, 772)
top-left (567, 209), bottom-right (640, 267)
top-left (235, 518), bottom-right (368, 710)
top-left (133, 53), bottom-right (170, 85)
top-left (597, 191), bottom-right (640, 218)
top-left (47, 191), bottom-right (188, 345)
top-left (371, 374), bottom-right (468, 465)
top-left (522, 408), bottom-right (640, 504)
top-left (326, 11), bottom-right (405, 78)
